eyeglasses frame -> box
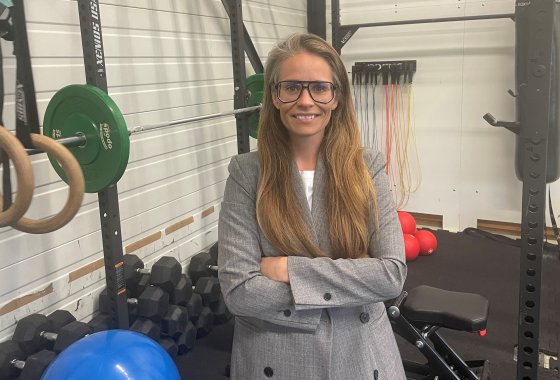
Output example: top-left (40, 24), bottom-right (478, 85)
top-left (273, 80), bottom-right (337, 104)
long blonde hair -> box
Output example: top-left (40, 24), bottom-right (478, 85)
top-left (256, 32), bottom-right (377, 259)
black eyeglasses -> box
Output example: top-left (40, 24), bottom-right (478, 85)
top-left (274, 81), bottom-right (337, 104)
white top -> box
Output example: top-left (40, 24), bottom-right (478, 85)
top-left (299, 170), bottom-right (315, 210)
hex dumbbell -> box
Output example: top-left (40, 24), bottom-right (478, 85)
top-left (158, 337), bottom-right (178, 358)
top-left (86, 311), bottom-right (160, 341)
top-left (13, 314), bottom-right (92, 354)
top-left (124, 254), bottom-right (182, 293)
top-left (170, 275), bottom-right (221, 306)
top-left (161, 305), bottom-right (189, 338)
top-left (165, 284), bottom-right (213, 338)
top-left (87, 313), bottom-right (115, 333)
top-left (195, 307), bottom-right (215, 338)
top-left (169, 275), bottom-right (193, 306)
top-left (208, 241), bottom-right (219, 264)
top-left (99, 286), bottom-right (169, 322)
top-left (210, 295), bottom-right (233, 324)
top-left (176, 321), bottom-right (197, 355)
top-left (44, 310), bottom-right (76, 331)
top-left (188, 251), bottom-right (218, 283)
top-left (130, 318), bottom-right (161, 340)
top-left (0, 341), bottom-right (56, 380)
top-left (12, 310), bottom-right (77, 354)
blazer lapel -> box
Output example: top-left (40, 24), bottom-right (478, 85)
top-left (310, 156), bottom-right (331, 254)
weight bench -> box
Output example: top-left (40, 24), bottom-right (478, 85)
top-left (387, 285), bottom-right (491, 380)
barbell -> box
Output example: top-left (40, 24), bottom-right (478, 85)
top-left (40, 82), bottom-right (262, 194)
top-left (0, 73), bottom-right (264, 233)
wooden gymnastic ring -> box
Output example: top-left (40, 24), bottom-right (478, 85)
top-left (0, 127), bottom-right (34, 227)
top-left (11, 134), bottom-right (85, 234)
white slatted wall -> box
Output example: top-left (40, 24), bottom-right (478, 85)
top-left (0, 0), bottom-right (306, 341)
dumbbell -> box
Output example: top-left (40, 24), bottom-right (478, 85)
top-left (12, 310), bottom-right (77, 354)
top-left (13, 314), bottom-right (92, 354)
top-left (208, 241), bottom-right (219, 264)
top-left (188, 251), bottom-right (218, 283)
top-left (86, 311), bottom-right (160, 341)
top-left (168, 274), bottom-right (193, 306)
top-left (195, 276), bottom-right (222, 305)
top-left (168, 276), bottom-right (221, 335)
top-left (43, 310), bottom-right (76, 331)
top-left (161, 305), bottom-right (189, 338)
top-left (170, 275), bottom-right (221, 306)
top-left (87, 312), bottom-right (115, 333)
top-left (129, 273), bottom-right (151, 299)
top-left (0, 341), bottom-right (56, 380)
top-left (130, 318), bottom-right (161, 340)
top-left (87, 312), bottom-right (181, 356)
top-left (157, 337), bottom-right (178, 359)
top-left (176, 321), bottom-right (197, 354)
top-left (194, 307), bottom-right (215, 338)
top-left (210, 295), bottom-right (233, 325)
top-left (99, 285), bottom-right (169, 322)
top-left (124, 254), bottom-right (182, 294)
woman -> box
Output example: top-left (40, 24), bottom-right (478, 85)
top-left (218, 32), bottom-right (407, 379)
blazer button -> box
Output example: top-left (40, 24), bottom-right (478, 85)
top-left (264, 367), bottom-right (274, 377)
top-left (360, 312), bottom-right (370, 323)
top-left (323, 292), bottom-right (332, 301)
top-left (283, 309), bottom-right (291, 317)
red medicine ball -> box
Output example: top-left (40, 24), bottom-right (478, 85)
top-left (398, 211), bottom-right (417, 234)
top-left (414, 229), bottom-right (438, 256)
top-left (403, 233), bottom-right (420, 261)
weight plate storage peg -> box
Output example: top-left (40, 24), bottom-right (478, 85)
top-left (246, 73), bottom-right (264, 139)
top-left (43, 84), bottom-right (130, 193)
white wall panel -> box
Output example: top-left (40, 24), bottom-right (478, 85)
top-left (0, 0), bottom-right (306, 340)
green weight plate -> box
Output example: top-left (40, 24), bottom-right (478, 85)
top-left (246, 74), bottom-right (264, 139)
top-left (247, 90), bottom-right (263, 139)
top-left (43, 84), bottom-right (130, 193)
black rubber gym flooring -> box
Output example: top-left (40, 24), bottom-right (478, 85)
top-left (174, 229), bottom-right (560, 379)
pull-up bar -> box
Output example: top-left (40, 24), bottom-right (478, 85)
top-left (331, 0), bottom-right (515, 52)
top-left (342, 13), bottom-right (514, 30)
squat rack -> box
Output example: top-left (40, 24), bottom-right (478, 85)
top-left (328, 1), bottom-right (556, 379)
top-left (74, 0), bottom-right (263, 330)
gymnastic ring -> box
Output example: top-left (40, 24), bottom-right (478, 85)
top-left (11, 133), bottom-right (85, 234)
top-left (0, 127), bottom-right (34, 227)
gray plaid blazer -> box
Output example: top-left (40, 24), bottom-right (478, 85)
top-left (218, 149), bottom-right (407, 380)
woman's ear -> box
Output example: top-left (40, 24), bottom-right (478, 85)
top-left (271, 89), bottom-right (280, 109)
top-left (331, 97), bottom-right (338, 110)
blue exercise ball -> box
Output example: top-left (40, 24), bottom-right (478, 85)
top-left (41, 329), bottom-right (181, 380)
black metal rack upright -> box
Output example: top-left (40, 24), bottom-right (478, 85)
top-left (308, 0), bottom-right (326, 39)
top-left (513, 1), bottom-right (555, 379)
top-left (330, 1), bottom-right (556, 379)
top-left (221, 0), bottom-right (264, 154)
top-left (76, 0), bottom-right (129, 330)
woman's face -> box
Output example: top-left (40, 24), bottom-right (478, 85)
top-left (272, 52), bottom-right (338, 145)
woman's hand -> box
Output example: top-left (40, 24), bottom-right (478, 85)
top-left (260, 256), bottom-right (290, 283)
